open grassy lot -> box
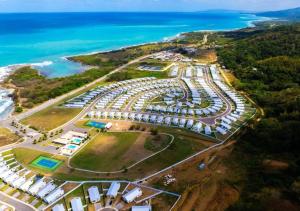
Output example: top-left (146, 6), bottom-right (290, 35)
top-left (0, 128), bottom-right (20, 147)
top-left (106, 61), bottom-right (170, 82)
top-left (70, 132), bottom-right (158, 172)
top-left (21, 107), bottom-right (81, 131)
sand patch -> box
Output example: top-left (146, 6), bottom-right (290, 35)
top-left (121, 132), bottom-right (152, 163)
top-left (89, 136), bottom-right (117, 155)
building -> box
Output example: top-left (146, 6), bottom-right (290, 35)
top-left (88, 186), bottom-right (101, 203)
top-left (132, 206), bottom-right (152, 211)
top-left (71, 197), bottom-right (84, 211)
top-left (37, 182), bottom-right (57, 198)
top-left (20, 179), bottom-right (34, 192)
top-left (44, 188), bottom-right (64, 204)
top-left (205, 125), bottom-right (212, 135)
top-left (52, 204), bottom-right (65, 211)
top-left (123, 188), bottom-right (143, 203)
top-left (107, 182), bottom-right (120, 198)
top-left (28, 179), bottom-right (47, 195)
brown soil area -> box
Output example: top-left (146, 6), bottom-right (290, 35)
top-left (263, 159), bottom-right (289, 170)
top-left (89, 136), bottom-right (117, 155)
top-left (147, 140), bottom-right (240, 211)
top-left (121, 132), bottom-right (152, 163)
top-left (197, 49), bottom-right (217, 63)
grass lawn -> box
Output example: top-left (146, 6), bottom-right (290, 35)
top-left (70, 132), bottom-right (142, 171)
top-left (12, 148), bottom-right (65, 174)
top-left (0, 128), bottom-right (20, 147)
top-left (133, 134), bottom-right (206, 173)
top-left (21, 107), bottom-right (81, 131)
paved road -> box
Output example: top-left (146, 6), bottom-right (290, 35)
top-left (0, 192), bottom-right (36, 211)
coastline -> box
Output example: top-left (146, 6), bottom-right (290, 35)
top-left (0, 13), bottom-right (269, 82)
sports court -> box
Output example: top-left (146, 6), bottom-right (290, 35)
top-left (31, 156), bottom-right (62, 171)
top-left (86, 120), bottom-right (107, 129)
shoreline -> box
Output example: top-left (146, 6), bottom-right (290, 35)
top-left (0, 14), bottom-right (269, 81)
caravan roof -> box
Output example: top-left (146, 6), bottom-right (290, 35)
top-left (107, 182), bottom-right (120, 198)
top-left (132, 206), bottom-right (152, 211)
top-left (29, 179), bottom-right (46, 195)
top-left (52, 204), bottom-right (65, 211)
top-left (88, 186), bottom-right (101, 203)
top-left (122, 188), bottom-right (142, 203)
top-left (44, 188), bottom-right (64, 204)
top-left (37, 182), bottom-right (57, 198)
top-left (71, 197), bottom-right (84, 211)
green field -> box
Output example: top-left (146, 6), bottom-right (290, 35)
top-left (21, 107), bottom-right (81, 131)
top-left (12, 148), bottom-right (66, 174)
top-left (70, 132), bottom-right (140, 171)
top-left (31, 156), bottom-right (62, 172)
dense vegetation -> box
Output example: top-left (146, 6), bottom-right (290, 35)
top-left (215, 24), bottom-right (300, 210)
top-left (7, 43), bottom-right (176, 108)
top-left (8, 66), bottom-right (110, 108)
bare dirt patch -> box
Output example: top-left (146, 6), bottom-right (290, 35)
top-left (89, 136), bottom-right (117, 155)
top-left (0, 128), bottom-right (20, 147)
top-left (263, 159), bottom-right (289, 170)
top-left (121, 132), bottom-right (152, 163)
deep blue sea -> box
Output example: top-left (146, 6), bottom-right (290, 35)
top-left (0, 12), bottom-right (265, 78)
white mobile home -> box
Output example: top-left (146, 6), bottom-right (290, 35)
top-left (71, 197), bottom-right (84, 211)
top-left (11, 176), bottom-right (26, 188)
top-left (192, 122), bottom-right (202, 133)
top-left (52, 204), bottom-right (65, 211)
top-left (122, 188), bottom-right (143, 203)
top-left (186, 119), bottom-right (194, 128)
top-left (37, 182), bottom-right (57, 198)
top-left (88, 186), bottom-right (101, 203)
top-left (44, 188), bottom-right (64, 204)
top-left (132, 206), bottom-right (152, 211)
top-left (29, 179), bottom-right (47, 195)
top-left (205, 125), bottom-right (212, 135)
top-left (179, 118), bottom-right (186, 128)
top-left (216, 127), bottom-right (227, 135)
top-left (107, 182), bottom-right (120, 198)
top-left (5, 174), bottom-right (19, 185)
top-left (20, 179), bottom-right (34, 192)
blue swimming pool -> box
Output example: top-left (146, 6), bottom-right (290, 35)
top-left (67, 144), bottom-right (77, 150)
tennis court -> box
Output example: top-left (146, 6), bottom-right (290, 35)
top-left (31, 156), bottom-right (62, 171)
top-left (86, 120), bottom-right (107, 129)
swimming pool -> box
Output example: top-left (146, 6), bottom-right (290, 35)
top-left (31, 156), bottom-right (62, 171)
top-left (86, 121), bottom-right (107, 129)
top-left (71, 137), bottom-right (83, 145)
top-left (67, 144), bottom-right (78, 150)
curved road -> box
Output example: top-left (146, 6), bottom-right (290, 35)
top-left (0, 192), bottom-right (36, 211)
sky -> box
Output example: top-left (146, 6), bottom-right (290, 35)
top-left (0, 0), bottom-right (299, 13)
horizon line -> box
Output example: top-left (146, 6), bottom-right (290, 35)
top-left (0, 9), bottom-right (269, 14)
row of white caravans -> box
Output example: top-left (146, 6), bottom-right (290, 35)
top-left (52, 182), bottom-right (150, 211)
top-left (87, 111), bottom-right (214, 136)
top-left (0, 154), bottom-right (64, 205)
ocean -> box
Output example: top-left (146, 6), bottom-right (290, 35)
top-left (0, 12), bottom-right (265, 78)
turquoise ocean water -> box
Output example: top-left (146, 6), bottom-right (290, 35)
top-left (0, 12), bottom-right (265, 78)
